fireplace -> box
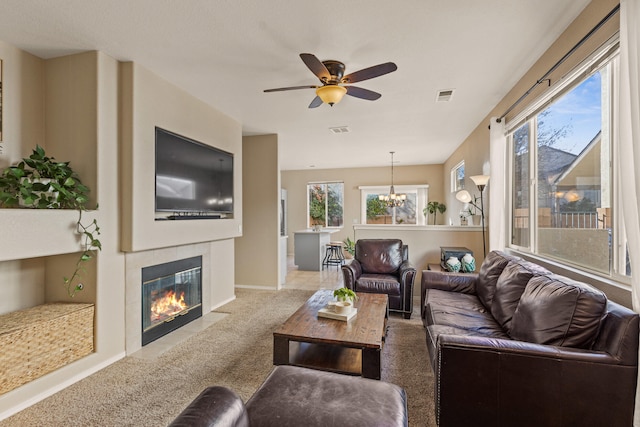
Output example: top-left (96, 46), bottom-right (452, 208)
top-left (141, 256), bottom-right (203, 346)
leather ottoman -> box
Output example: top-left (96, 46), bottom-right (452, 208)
top-left (170, 365), bottom-right (408, 427)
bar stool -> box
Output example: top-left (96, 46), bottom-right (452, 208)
top-left (322, 241), bottom-right (345, 270)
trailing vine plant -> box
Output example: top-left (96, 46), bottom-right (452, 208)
top-left (64, 209), bottom-right (101, 297)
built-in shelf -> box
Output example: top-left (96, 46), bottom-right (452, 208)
top-left (0, 209), bottom-right (99, 262)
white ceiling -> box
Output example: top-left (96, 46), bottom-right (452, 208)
top-left (0, 0), bottom-right (591, 170)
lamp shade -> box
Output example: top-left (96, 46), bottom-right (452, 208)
top-left (456, 190), bottom-right (472, 203)
top-left (316, 85), bottom-right (347, 106)
top-left (470, 175), bottom-right (490, 187)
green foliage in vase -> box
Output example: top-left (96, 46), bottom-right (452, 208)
top-left (0, 145), bottom-right (90, 209)
top-left (333, 287), bottom-right (358, 303)
top-left (343, 237), bottom-right (356, 256)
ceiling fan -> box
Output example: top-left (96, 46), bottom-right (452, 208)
top-left (264, 53), bottom-right (397, 108)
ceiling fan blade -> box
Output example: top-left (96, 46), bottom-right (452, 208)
top-left (308, 96), bottom-right (323, 108)
top-left (300, 53), bottom-right (331, 82)
top-left (264, 85), bottom-right (318, 93)
top-left (346, 86), bottom-right (382, 101)
top-left (341, 62), bottom-right (397, 84)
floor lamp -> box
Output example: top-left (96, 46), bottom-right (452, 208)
top-left (470, 175), bottom-right (489, 257)
top-left (456, 175), bottom-right (490, 257)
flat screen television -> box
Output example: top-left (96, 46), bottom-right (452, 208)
top-left (155, 127), bottom-right (233, 218)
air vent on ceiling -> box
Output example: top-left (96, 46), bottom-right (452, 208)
top-left (329, 126), bottom-right (350, 134)
top-left (436, 89), bottom-right (455, 102)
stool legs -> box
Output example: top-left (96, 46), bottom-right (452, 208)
top-left (322, 244), bottom-right (345, 270)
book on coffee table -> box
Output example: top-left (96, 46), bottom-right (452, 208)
top-left (317, 307), bottom-right (358, 321)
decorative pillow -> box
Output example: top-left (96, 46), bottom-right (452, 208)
top-left (510, 274), bottom-right (607, 349)
top-left (475, 251), bottom-right (521, 310)
top-left (491, 260), bottom-right (550, 334)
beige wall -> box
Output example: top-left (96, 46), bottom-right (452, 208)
top-left (0, 40), bottom-right (45, 167)
top-left (0, 42), bottom-right (47, 315)
top-left (441, 0), bottom-right (627, 305)
top-left (119, 62), bottom-right (243, 252)
top-left (281, 164), bottom-right (444, 254)
top-left (443, 0), bottom-right (619, 227)
top-left (235, 134), bottom-right (280, 288)
top-left (0, 47), bottom-right (243, 418)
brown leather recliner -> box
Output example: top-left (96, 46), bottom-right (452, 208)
top-left (341, 239), bottom-right (416, 319)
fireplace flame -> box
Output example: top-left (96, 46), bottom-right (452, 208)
top-left (151, 290), bottom-right (187, 322)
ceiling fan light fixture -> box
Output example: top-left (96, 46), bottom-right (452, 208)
top-left (316, 85), bottom-right (347, 106)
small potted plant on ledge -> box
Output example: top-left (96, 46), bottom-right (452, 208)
top-left (0, 145), bottom-right (101, 297)
top-left (424, 201), bottom-right (446, 225)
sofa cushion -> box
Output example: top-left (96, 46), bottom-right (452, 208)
top-left (246, 365), bottom-right (408, 427)
top-left (355, 239), bottom-right (403, 274)
top-left (475, 251), bottom-right (521, 310)
top-left (356, 274), bottom-right (401, 296)
top-left (510, 274), bottom-right (607, 349)
top-left (426, 289), bottom-right (488, 313)
top-left (491, 260), bottom-right (550, 334)
top-left (426, 303), bottom-right (505, 336)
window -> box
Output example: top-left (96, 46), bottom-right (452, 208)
top-left (359, 185), bottom-right (429, 225)
top-left (307, 182), bottom-right (344, 228)
top-left (507, 42), bottom-right (628, 279)
top-left (451, 161), bottom-right (465, 192)
top-left (512, 123), bottom-right (530, 248)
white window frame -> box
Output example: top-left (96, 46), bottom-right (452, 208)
top-left (451, 160), bottom-right (465, 192)
top-left (505, 36), bottom-right (629, 282)
top-left (306, 181), bottom-right (344, 229)
top-left (358, 185), bottom-right (429, 225)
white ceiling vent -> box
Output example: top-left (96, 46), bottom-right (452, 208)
top-left (329, 126), bottom-right (350, 134)
top-left (436, 89), bottom-right (455, 102)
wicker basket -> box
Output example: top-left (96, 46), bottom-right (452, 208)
top-left (0, 303), bottom-right (94, 394)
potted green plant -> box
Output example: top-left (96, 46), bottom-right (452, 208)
top-left (0, 145), bottom-right (91, 209)
top-left (424, 201), bottom-right (446, 225)
top-left (333, 287), bottom-right (358, 303)
top-left (343, 237), bottom-right (355, 257)
top-left (0, 145), bottom-right (101, 297)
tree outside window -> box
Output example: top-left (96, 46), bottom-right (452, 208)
top-left (308, 182), bottom-right (344, 228)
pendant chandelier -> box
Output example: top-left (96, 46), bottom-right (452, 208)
top-left (379, 151), bottom-right (406, 207)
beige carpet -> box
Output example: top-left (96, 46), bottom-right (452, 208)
top-left (1, 289), bottom-right (435, 426)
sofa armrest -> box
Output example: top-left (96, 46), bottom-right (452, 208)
top-left (341, 259), bottom-right (362, 290)
top-left (169, 386), bottom-right (249, 427)
top-left (420, 271), bottom-right (478, 320)
top-left (434, 334), bottom-right (637, 427)
top-left (399, 260), bottom-right (417, 315)
top-left (422, 270), bottom-right (478, 293)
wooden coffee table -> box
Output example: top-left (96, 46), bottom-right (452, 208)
top-left (273, 289), bottom-right (388, 379)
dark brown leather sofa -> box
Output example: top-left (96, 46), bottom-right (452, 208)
top-left (169, 365), bottom-right (408, 427)
top-left (421, 250), bottom-right (639, 427)
top-left (342, 239), bottom-right (416, 319)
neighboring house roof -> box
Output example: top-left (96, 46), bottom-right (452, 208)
top-left (538, 145), bottom-right (578, 185)
top-left (553, 131), bottom-right (602, 187)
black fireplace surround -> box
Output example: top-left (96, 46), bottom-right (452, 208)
top-left (141, 256), bottom-right (203, 346)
